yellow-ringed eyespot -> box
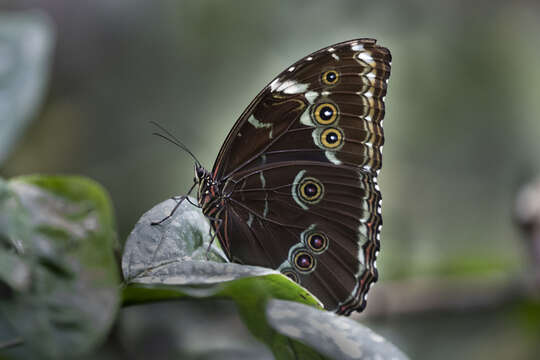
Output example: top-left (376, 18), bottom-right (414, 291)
top-left (298, 177), bottom-right (324, 203)
top-left (320, 127), bottom-right (343, 149)
top-left (312, 102), bottom-right (338, 125)
top-left (293, 250), bottom-right (316, 273)
top-left (321, 70), bottom-right (339, 85)
top-left (306, 232), bottom-right (329, 254)
top-left (280, 268), bottom-right (299, 283)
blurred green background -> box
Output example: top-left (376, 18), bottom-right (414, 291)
top-left (1, 0), bottom-right (540, 359)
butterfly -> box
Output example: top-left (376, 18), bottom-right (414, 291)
top-left (162, 39), bottom-right (391, 315)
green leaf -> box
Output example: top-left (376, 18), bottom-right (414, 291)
top-left (267, 299), bottom-right (409, 360)
top-left (0, 175), bottom-right (120, 359)
top-left (122, 199), bottom-right (409, 360)
top-left (0, 11), bottom-right (55, 165)
top-left (122, 197), bottom-right (228, 282)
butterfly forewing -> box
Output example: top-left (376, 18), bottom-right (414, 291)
top-left (207, 39), bottom-right (391, 314)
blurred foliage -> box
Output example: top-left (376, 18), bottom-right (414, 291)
top-left (0, 175), bottom-right (119, 359)
top-left (0, 11), bottom-right (53, 165)
top-left (0, 0), bottom-right (540, 359)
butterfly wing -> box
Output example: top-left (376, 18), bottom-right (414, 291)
top-left (212, 39), bottom-right (391, 314)
top-left (213, 38), bottom-right (390, 179)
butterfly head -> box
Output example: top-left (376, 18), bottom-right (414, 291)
top-left (194, 164), bottom-right (218, 212)
top-left (194, 164), bottom-right (207, 183)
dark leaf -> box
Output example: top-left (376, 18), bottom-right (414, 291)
top-left (0, 175), bottom-right (120, 359)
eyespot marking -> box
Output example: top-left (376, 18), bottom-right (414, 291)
top-left (305, 231), bottom-right (329, 254)
top-left (312, 102), bottom-right (338, 125)
top-left (320, 127), bottom-right (343, 149)
top-left (293, 249), bottom-right (316, 273)
top-left (292, 170), bottom-right (308, 209)
top-left (321, 70), bottom-right (339, 86)
top-left (281, 268), bottom-right (300, 282)
top-left (299, 177), bottom-right (324, 204)
top-left (292, 171), bottom-right (324, 208)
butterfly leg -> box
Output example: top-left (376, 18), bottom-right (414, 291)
top-left (151, 182), bottom-right (197, 225)
top-left (150, 195), bottom-right (187, 225)
top-left (204, 216), bottom-right (223, 260)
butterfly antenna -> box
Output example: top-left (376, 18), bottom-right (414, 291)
top-left (150, 121), bottom-right (202, 166)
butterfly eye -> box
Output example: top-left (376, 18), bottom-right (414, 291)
top-left (298, 177), bottom-right (324, 203)
top-left (312, 102), bottom-right (338, 125)
top-left (320, 127), bottom-right (343, 149)
top-left (321, 70), bottom-right (339, 85)
top-left (281, 268), bottom-right (300, 283)
top-left (306, 232), bottom-right (329, 254)
top-left (293, 250), bottom-right (316, 273)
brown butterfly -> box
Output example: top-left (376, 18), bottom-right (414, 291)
top-left (160, 39), bottom-right (391, 315)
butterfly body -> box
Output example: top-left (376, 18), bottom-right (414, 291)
top-left (195, 39), bottom-right (391, 315)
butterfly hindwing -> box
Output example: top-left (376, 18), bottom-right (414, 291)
top-left (221, 161), bottom-right (382, 314)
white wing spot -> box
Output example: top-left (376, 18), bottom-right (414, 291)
top-left (270, 78), bottom-right (282, 92)
top-left (357, 52), bottom-right (374, 62)
top-left (276, 80), bottom-right (295, 92)
top-left (351, 43), bottom-right (364, 51)
top-left (358, 223), bottom-right (368, 238)
top-left (328, 47), bottom-right (335, 52)
top-left (248, 114), bottom-right (274, 138)
top-left (283, 82), bottom-right (309, 94)
top-left (300, 108), bottom-right (313, 126)
top-left (331, 53), bottom-right (340, 61)
top-left (306, 56), bottom-right (313, 61)
top-left (263, 193), bottom-right (269, 217)
top-left (273, 79), bottom-right (309, 94)
top-left (305, 91), bottom-right (319, 104)
top-left (259, 171), bottom-right (266, 188)
top-left (325, 151), bottom-right (342, 165)
top-left (321, 90), bottom-right (331, 97)
top-left (288, 66), bottom-right (295, 72)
